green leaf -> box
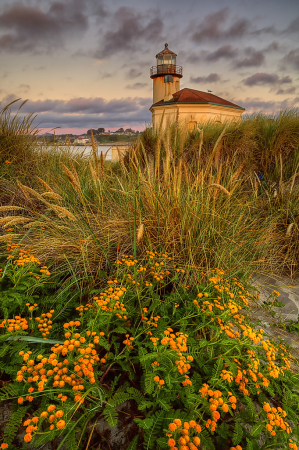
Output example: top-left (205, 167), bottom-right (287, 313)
top-left (232, 422), bottom-right (243, 445)
top-left (243, 396), bottom-right (256, 419)
top-left (103, 404), bottom-right (118, 427)
top-left (217, 421), bottom-right (229, 439)
top-left (134, 418), bottom-right (154, 429)
top-left (112, 326), bottom-right (127, 334)
top-left (211, 357), bottom-right (223, 382)
top-left (138, 401), bottom-right (154, 411)
top-left (251, 422), bottom-right (263, 438)
top-left (144, 373), bottom-right (154, 394)
top-left (126, 436), bottom-right (139, 450)
top-left (6, 335), bottom-right (64, 344)
top-left (157, 399), bottom-right (170, 411)
top-left (200, 429), bottom-right (215, 450)
top-left (246, 437), bottom-right (254, 450)
top-left (4, 406), bottom-right (28, 444)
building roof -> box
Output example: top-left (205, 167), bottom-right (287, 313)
top-left (156, 43), bottom-right (177, 58)
top-left (152, 88), bottom-right (245, 110)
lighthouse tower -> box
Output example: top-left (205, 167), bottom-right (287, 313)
top-left (150, 43), bottom-right (183, 104)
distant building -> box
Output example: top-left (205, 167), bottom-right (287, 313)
top-left (150, 44), bottom-right (245, 130)
top-left (74, 137), bottom-right (90, 144)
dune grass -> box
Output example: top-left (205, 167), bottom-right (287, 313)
top-left (1, 102), bottom-right (299, 280)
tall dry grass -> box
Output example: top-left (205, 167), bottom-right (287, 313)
top-left (1, 101), bottom-right (299, 279)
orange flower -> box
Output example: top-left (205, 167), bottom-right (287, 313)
top-left (24, 434), bottom-right (32, 443)
top-left (263, 403), bottom-right (271, 412)
top-left (57, 420), bottom-right (65, 429)
top-left (168, 438), bottom-right (176, 447)
top-left (169, 423), bottom-right (177, 431)
top-left (1, 444), bottom-right (8, 449)
top-left (18, 397), bottom-right (24, 404)
top-left (193, 436), bottom-right (201, 446)
top-left (48, 405), bottom-right (56, 412)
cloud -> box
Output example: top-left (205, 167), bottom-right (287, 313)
top-left (19, 84), bottom-right (30, 92)
top-left (234, 47), bottom-right (265, 68)
top-left (205, 45), bottom-right (238, 61)
top-left (283, 15), bottom-right (299, 35)
top-left (190, 73), bottom-right (221, 84)
top-left (242, 73), bottom-right (292, 86)
top-left (93, 7), bottom-right (165, 59)
top-left (241, 96), bottom-right (299, 113)
top-left (101, 72), bottom-right (113, 79)
top-left (265, 41), bottom-right (280, 52)
top-left (30, 111), bottom-right (152, 129)
top-left (283, 47), bottom-right (299, 69)
top-left (0, 0), bottom-right (89, 54)
top-left (191, 8), bottom-right (251, 43)
top-left (126, 68), bottom-right (142, 79)
top-left (126, 83), bottom-right (148, 90)
top-left (0, 95), bottom-right (152, 128)
top-left (275, 87), bottom-right (296, 95)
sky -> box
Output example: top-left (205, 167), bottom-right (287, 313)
top-left (1, 0), bottom-right (299, 134)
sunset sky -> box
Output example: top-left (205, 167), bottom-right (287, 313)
top-left (1, 0), bottom-right (299, 134)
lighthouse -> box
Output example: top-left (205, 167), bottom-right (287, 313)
top-left (150, 43), bottom-right (183, 104)
top-left (150, 44), bottom-right (245, 130)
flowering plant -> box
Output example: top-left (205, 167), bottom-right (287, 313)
top-left (0, 248), bottom-right (298, 449)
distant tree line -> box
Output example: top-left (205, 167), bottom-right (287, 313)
top-left (87, 127), bottom-right (139, 136)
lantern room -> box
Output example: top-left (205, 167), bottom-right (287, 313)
top-left (150, 43), bottom-right (183, 104)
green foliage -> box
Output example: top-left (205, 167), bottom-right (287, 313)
top-left (1, 249), bottom-right (299, 449)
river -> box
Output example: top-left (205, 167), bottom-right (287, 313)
top-left (41, 145), bottom-right (113, 161)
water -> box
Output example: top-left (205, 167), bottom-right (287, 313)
top-left (41, 145), bottom-right (113, 161)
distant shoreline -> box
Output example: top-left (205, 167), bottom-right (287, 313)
top-left (35, 142), bottom-right (131, 146)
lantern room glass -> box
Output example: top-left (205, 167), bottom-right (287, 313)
top-left (156, 55), bottom-right (176, 65)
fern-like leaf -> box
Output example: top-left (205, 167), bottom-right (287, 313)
top-left (103, 404), bottom-right (118, 427)
top-left (3, 406), bottom-right (28, 444)
top-left (232, 422), bottom-right (243, 445)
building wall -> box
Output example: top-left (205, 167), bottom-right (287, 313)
top-left (151, 103), bottom-right (244, 129)
top-left (111, 144), bottom-right (131, 162)
top-left (153, 76), bottom-right (181, 104)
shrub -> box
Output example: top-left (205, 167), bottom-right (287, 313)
top-left (0, 245), bottom-right (298, 450)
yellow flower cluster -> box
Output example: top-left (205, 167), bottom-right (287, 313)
top-left (116, 254), bottom-right (137, 266)
top-left (22, 405), bottom-right (66, 443)
top-left (166, 419), bottom-right (201, 450)
top-left (0, 316), bottom-right (28, 332)
top-left (159, 329), bottom-right (193, 386)
top-left (200, 383), bottom-right (236, 430)
top-left (141, 307), bottom-right (160, 327)
top-left (123, 333), bottom-right (134, 349)
top-left (13, 249), bottom-right (41, 266)
top-left (35, 310), bottom-right (54, 337)
top-left (17, 323), bottom-right (103, 400)
top-left (153, 375), bottom-right (165, 387)
top-left (263, 402), bottom-right (291, 436)
top-left (76, 286), bottom-right (127, 320)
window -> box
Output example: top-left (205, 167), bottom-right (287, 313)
top-left (164, 75), bottom-right (173, 83)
